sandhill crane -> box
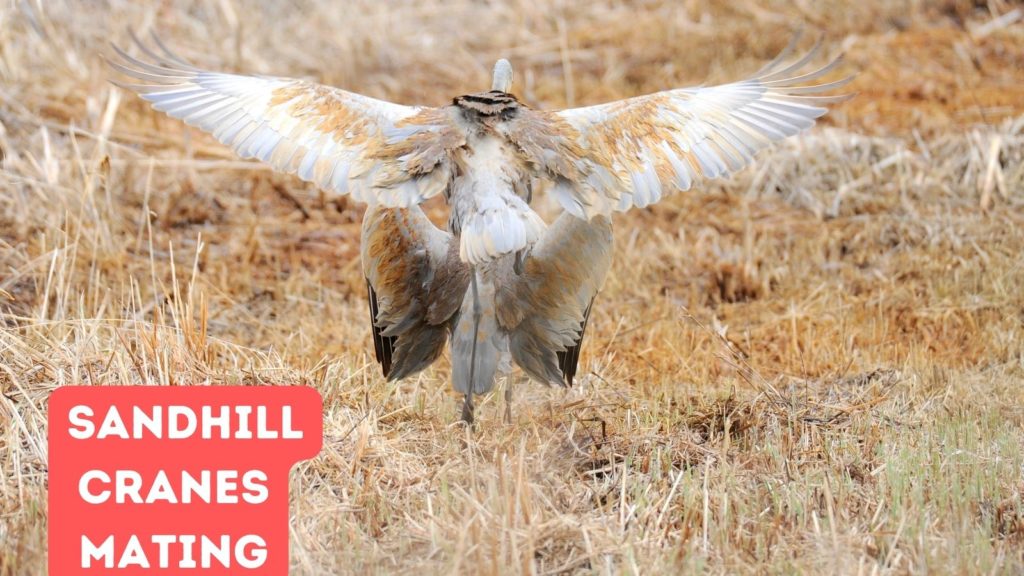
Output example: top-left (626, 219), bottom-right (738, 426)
top-left (111, 33), bottom-right (851, 425)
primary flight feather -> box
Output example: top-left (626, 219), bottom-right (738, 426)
top-left (112, 32), bottom-right (851, 424)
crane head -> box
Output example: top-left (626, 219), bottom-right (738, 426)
top-left (491, 59), bottom-right (513, 93)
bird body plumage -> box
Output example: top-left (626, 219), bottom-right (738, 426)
top-left (112, 32), bottom-right (851, 424)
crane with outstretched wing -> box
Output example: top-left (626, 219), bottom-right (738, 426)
top-left (111, 33), bottom-right (851, 424)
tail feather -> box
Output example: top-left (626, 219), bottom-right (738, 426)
top-left (457, 189), bottom-right (546, 265)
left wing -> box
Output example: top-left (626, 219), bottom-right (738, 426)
top-left (365, 280), bottom-right (397, 378)
top-left (362, 205), bottom-right (469, 380)
top-left (109, 33), bottom-right (463, 207)
top-left (543, 39), bottom-right (853, 218)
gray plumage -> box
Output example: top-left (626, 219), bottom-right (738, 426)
top-left (112, 33), bottom-right (850, 425)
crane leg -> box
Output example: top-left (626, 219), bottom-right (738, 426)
top-left (461, 269), bottom-right (481, 426)
top-left (504, 376), bottom-right (513, 424)
top-left (461, 392), bottom-right (474, 425)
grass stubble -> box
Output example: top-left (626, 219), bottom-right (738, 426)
top-left (1, 0), bottom-right (1023, 574)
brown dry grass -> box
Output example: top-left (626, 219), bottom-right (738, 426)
top-left (2, 0), bottom-right (1024, 574)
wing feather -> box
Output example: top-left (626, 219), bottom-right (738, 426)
top-left (549, 40), bottom-right (854, 216)
top-left (361, 205), bottom-right (469, 380)
top-left (497, 213), bottom-right (614, 386)
top-left (110, 34), bottom-right (462, 208)
top-left (366, 280), bottom-right (396, 377)
top-left (556, 298), bottom-right (596, 387)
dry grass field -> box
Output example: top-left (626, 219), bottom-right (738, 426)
top-left (2, 0), bottom-right (1024, 574)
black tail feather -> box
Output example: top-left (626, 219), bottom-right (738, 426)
top-left (366, 279), bottom-right (395, 378)
top-left (557, 299), bottom-right (595, 387)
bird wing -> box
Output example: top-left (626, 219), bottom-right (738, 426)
top-left (556, 298), bottom-right (595, 387)
top-left (361, 205), bottom-right (469, 380)
top-left (544, 38), bottom-right (853, 218)
top-left (497, 212), bottom-right (614, 386)
top-left (365, 279), bottom-right (397, 377)
top-left (109, 33), bottom-right (463, 208)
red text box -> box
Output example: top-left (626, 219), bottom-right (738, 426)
top-left (49, 386), bottom-right (322, 575)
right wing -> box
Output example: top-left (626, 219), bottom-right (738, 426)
top-left (556, 299), bottom-right (595, 387)
top-left (497, 212), bottom-right (614, 386)
top-left (110, 33), bottom-right (464, 207)
top-left (522, 37), bottom-right (853, 219)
